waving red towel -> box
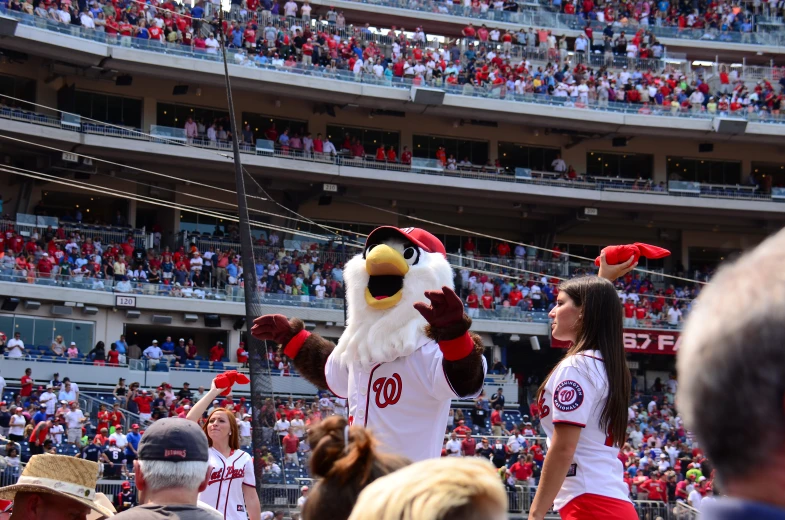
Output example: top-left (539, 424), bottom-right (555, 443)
top-left (594, 243), bottom-right (671, 267)
top-left (214, 370), bottom-right (251, 396)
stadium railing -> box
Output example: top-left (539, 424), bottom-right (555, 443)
top-left (0, 218), bottom-right (147, 248)
top-left (674, 501), bottom-right (701, 519)
top-left (1, 106), bottom-right (780, 206)
top-left (3, 8), bottom-right (785, 127)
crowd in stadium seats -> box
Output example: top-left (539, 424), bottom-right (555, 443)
top-left (7, 0), bottom-right (784, 119)
top-left (0, 219), bottom-right (699, 331)
top-left (0, 367), bottom-right (713, 510)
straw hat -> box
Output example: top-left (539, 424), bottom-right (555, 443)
top-left (0, 455), bottom-right (114, 518)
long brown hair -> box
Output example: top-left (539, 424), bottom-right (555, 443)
top-left (539, 276), bottom-right (630, 447)
top-left (202, 407), bottom-right (240, 450)
top-left (304, 415), bottom-right (410, 520)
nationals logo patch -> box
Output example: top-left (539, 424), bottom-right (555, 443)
top-left (553, 380), bottom-right (584, 412)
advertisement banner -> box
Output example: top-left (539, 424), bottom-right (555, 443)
top-left (551, 328), bottom-right (681, 356)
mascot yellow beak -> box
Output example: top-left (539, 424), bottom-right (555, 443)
top-left (364, 244), bottom-right (409, 310)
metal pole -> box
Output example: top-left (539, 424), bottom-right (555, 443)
top-left (217, 10), bottom-right (268, 496)
top-left (341, 234), bottom-right (347, 323)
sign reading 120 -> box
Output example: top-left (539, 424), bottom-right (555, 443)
top-left (115, 295), bottom-right (137, 308)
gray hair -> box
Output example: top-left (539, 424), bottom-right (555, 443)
top-left (138, 460), bottom-right (209, 492)
top-left (677, 229), bottom-right (785, 481)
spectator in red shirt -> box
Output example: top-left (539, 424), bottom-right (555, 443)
top-left (490, 405), bottom-right (503, 436)
top-left (28, 419), bottom-right (51, 456)
top-left (133, 390), bottom-right (153, 422)
top-left (107, 344), bottom-right (121, 366)
top-left (209, 342), bottom-right (225, 362)
top-left (237, 342), bottom-right (249, 367)
top-left (453, 420), bottom-right (471, 436)
top-left (466, 289), bottom-right (480, 318)
top-left (20, 367), bottom-right (33, 397)
top-left (400, 146), bottom-right (412, 165)
top-left (481, 290), bottom-right (494, 310)
top-left (283, 428), bottom-right (300, 466)
top-left (623, 300), bottom-right (636, 327)
top-left (96, 404), bottom-right (111, 433)
top-left (640, 472), bottom-right (667, 502)
top-left (460, 432), bottom-right (476, 456)
top-left (508, 454), bottom-right (535, 485)
top-left (497, 242), bottom-right (511, 257)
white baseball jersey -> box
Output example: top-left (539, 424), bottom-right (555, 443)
top-left (200, 447), bottom-right (255, 520)
top-left (539, 350), bottom-right (631, 511)
top-left (325, 332), bottom-right (487, 462)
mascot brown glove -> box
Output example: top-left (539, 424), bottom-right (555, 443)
top-left (251, 314), bottom-right (310, 359)
top-left (414, 286), bottom-right (475, 361)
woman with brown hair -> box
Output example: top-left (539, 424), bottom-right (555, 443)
top-left (303, 415), bottom-right (409, 520)
top-left (528, 254), bottom-right (638, 520)
top-left (186, 378), bottom-right (261, 520)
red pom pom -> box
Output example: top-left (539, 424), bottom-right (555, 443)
top-left (214, 370), bottom-right (250, 397)
top-left (595, 243), bottom-right (670, 267)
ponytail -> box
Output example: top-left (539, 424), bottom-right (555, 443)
top-left (304, 416), bottom-right (409, 520)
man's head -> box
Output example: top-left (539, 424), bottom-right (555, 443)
top-left (678, 229), bottom-right (785, 485)
top-left (134, 418), bottom-right (211, 503)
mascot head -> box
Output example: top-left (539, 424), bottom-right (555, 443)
top-left (333, 226), bottom-right (455, 367)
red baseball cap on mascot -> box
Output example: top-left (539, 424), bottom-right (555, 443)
top-left (365, 226), bottom-right (446, 257)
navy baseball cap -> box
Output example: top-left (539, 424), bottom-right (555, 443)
top-left (138, 418), bottom-right (208, 462)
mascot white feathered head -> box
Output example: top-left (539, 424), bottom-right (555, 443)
top-left (332, 226), bottom-right (455, 368)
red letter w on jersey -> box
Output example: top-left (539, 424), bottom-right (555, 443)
top-left (372, 373), bottom-right (402, 408)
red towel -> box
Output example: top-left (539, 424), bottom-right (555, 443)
top-left (214, 370), bottom-right (251, 396)
top-left (594, 243), bottom-right (670, 267)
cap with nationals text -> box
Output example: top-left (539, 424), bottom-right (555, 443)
top-left (137, 418), bottom-right (208, 462)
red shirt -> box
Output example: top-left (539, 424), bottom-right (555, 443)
top-left (20, 375), bottom-right (33, 397)
top-left (467, 294), bottom-right (479, 308)
top-left (491, 409), bottom-right (502, 426)
top-left (530, 444), bottom-right (544, 461)
top-left (30, 423), bottom-right (50, 445)
top-left (209, 345), bottom-right (224, 362)
top-left (510, 461), bottom-right (534, 480)
top-left (237, 348), bottom-right (249, 363)
top-left (148, 26), bottom-right (162, 40)
top-left (463, 25), bottom-right (476, 37)
top-left (497, 243), bottom-right (510, 256)
top-left (108, 350), bottom-right (120, 365)
top-left (642, 479), bottom-right (667, 501)
top-left (453, 425), bottom-right (471, 436)
top-left (461, 437), bottom-right (477, 455)
top-left (401, 151), bottom-right (412, 164)
top-left (508, 290), bottom-right (522, 307)
top-left (134, 396), bottom-right (153, 414)
top-left (623, 302), bottom-right (635, 318)
top-left (282, 434), bottom-right (299, 454)
top-left (635, 306), bottom-right (646, 320)
top-left (97, 411), bottom-right (111, 433)
top-left (481, 294), bottom-right (493, 309)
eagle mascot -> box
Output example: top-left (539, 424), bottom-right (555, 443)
top-left (251, 226), bottom-right (487, 461)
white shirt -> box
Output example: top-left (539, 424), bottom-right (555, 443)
top-left (667, 307), bottom-right (682, 325)
top-left (6, 338), bottom-right (24, 358)
top-left (0, 375), bottom-right (5, 398)
top-left (109, 432), bottom-right (128, 449)
top-left (297, 496), bottom-right (307, 509)
top-left (238, 420), bottom-right (252, 437)
top-left (40, 391), bottom-right (57, 415)
top-left (200, 448), bottom-right (255, 520)
top-left (688, 489), bottom-right (703, 509)
top-left (49, 423), bottom-right (64, 444)
top-left (144, 345), bottom-right (163, 359)
top-left (507, 434), bottom-right (525, 453)
top-left (275, 419), bottom-right (290, 434)
top-left (290, 418), bottom-right (305, 438)
top-left (325, 333), bottom-right (487, 462)
top-left (65, 409), bottom-right (85, 429)
top-left (629, 430), bottom-right (643, 448)
top-left (667, 378), bottom-right (678, 394)
top-left (539, 350), bottom-right (631, 510)
top-left (445, 439), bottom-right (462, 456)
top-left (9, 414), bottom-right (26, 436)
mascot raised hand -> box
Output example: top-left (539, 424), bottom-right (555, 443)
top-left (251, 226), bottom-right (487, 461)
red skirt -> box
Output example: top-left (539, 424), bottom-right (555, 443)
top-left (559, 493), bottom-right (638, 520)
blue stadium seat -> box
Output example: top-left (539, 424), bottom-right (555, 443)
top-left (212, 362), bottom-right (224, 371)
top-left (185, 360), bottom-right (196, 369)
top-left (154, 363), bottom-right (169, 372)
top-left (194, 355), bottom-right (204, 361)
top-left (198, 360), bottom-right (211, 369)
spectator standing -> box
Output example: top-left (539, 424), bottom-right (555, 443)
top-left (677, 230), bottom-right (785, 519)
top-left (445, 432), bottom-right (462, 457)
top-left (113, 418), bottom-right (221, 520)
top-left (461, 432), bottom-right (477, 456)
top-left (64, 401), bottom-right (86, 445)
top-left (50, 335), bottom-right (66, 357)
top-left (124, 424), bottom-right (142, 467)
top-left (144, 340), bottom-right (163, 364)
top-left (20, 367), bottom-right (33, 398)
top-left (8, 407), bottom-right (26, 443)
top-left (6, 332), bottom-right (24, 358)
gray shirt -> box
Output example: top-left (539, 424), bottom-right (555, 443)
top-left (113, 504), bottom-right (222, 520)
